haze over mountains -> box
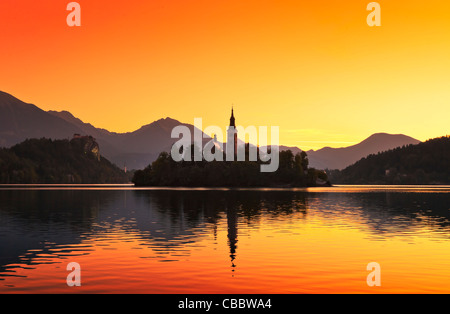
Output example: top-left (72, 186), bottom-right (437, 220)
top-left (0, 91), bottom-right (210, 169)
top-left (276, 133), bottom-right (421, 170)
top-left (0, 91), bottom-right (421, 170)
top-left (47, 109), bottom-right (201, 170)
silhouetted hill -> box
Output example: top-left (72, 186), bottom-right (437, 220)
top-left (0, 91), bottom-right (421, 171)
top-left (48, 110), bottom-right (125, 162)
top-left (264, 134), bottom-right (420, 170)
top-left (1, 91), bottom-right (210, 169)
top-left (328, 136), bottom-right (450, 184)
top-left (0, 91), bottom-right (83, 146)
top-left (48, 110), bottom-right (115, 138)
top-left (51, 115), bottom-right (212, 170)
top-left (305, 133), bottom-right (421, 170)
top-left (0, 137), bottom-right (128, 184)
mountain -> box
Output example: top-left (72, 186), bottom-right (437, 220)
top-left (47, 111), bottom-right (212, 169)
top-left (0, 91), bottom-right (83, 146)
top-left (304, 133), bottom-right (421, 170)
top-left (108, 117), bottom-right (212, 169)
top-left (328, 136), bottom-right (450, 184)
top-left (47, 110), bottom-right (125, 163)
top-left (0, 91), bottom-right (421, 171)
top-left (263, 134), bottom-right (421, 170)
top-left (47, 110), bottom-right (187, 169)
top-left (1, 91), bottom-right (211, 170)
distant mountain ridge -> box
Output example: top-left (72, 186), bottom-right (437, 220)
top-left (0, 91), bottom-right (83, 146)
top-left (329, 136), bottom-right (450, 184)
top-left (305, 133), bottom-right (421, 170)
top-left (0, 91), bottom-right (421, 170)
top-left (0, 91), bottom-right (212, 169)
top-left (261, 133), bottom-right (421, 170)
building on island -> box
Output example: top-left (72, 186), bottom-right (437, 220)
top-left (227, 107), bottom-right (238, 155)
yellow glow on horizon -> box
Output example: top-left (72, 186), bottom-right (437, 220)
top-left (1, 0), bottom-right (449, 150)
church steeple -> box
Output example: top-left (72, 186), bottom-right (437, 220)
top-left (227, 106), bottom-right (238, 157)
top-left (229, 106), bottom-right (236, 127)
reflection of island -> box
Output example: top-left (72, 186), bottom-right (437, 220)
top-left (132, 189), bottom-right (309, 272)
top-left (1, 188), bottom-right (449, 280)
top-left (227, 204), bottom-right (238, 272)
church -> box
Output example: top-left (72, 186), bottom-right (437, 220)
top-left (227, 107), bottom-right (238, 155)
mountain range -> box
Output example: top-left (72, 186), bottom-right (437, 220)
top-left (276, 133), bottom-right (421, 170)
top-left (328, 136), bottom-right (450, 184)
top-left (0, 91), bottom-right (421, 170)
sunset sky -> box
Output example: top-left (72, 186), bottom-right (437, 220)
top-left (1, 0), bottom-right (449, 149)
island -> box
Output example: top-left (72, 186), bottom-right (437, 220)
top-left (132, 147), bottom-right (330, 188)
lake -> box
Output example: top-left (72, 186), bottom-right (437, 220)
top-left (0, 185), bottom-right (449, 293)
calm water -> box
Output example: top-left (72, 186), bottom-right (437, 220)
top-left (0, 185), bottom-right (449, 294)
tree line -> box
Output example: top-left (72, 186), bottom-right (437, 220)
top-left (0, 138), bottom-right (128, 184)
top-left (133, 145), bottom-right (330, 187)
top-left (328, 136), bottom-right (450, 185)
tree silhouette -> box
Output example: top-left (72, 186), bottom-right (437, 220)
top-left (133, 145), bottom-right (329, 187)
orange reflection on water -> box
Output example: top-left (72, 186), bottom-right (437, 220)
top-left (1, 208), bottom-right (449, 294)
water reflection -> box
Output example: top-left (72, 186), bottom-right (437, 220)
top-left (227, 204), bottom-right (237, 272)
top-left (305, 191), bottom-right (450, 237)
top-left (131, 190), bottom-right (309, 272)
top-left (0, 187), bottom-right (449, 290)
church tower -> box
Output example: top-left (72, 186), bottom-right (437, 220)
top-left (227, 106), bottom-right (238, 156)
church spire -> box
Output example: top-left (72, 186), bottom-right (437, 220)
top-left (229, 106), bottom-right (236, 127)
top-left (227, 105), bottom-right (238, 157)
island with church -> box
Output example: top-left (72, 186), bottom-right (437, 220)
top-left (132, 108), bottom-right (330, 187)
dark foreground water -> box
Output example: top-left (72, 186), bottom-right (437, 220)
top-left (0, 185), bottom-right (449, 293)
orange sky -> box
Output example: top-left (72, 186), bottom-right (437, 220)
top-left (1, 0), bottom-right (449, 149)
